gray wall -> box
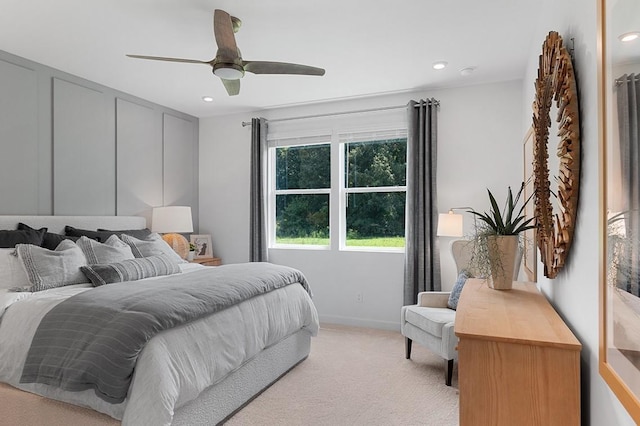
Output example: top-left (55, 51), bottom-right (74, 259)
top-left (0, 50), bottom-right (199, 229)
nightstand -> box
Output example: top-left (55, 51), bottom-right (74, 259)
top-left (190, 257), bottom-right (222, 266)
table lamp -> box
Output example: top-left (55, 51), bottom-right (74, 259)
top-left (151, 206), bottom-right (194, 259)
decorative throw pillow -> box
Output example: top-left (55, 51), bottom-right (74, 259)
top-left (97, 228), bottom-right (152, 240)
top-left (14, 240), bottom-right (89, 292)
top-left (76, 235), bottom-right (135, 265)
top-left (0, 226), bottom-right (47, 248)
top-left (41, 233), bottom-right (80, 250)
top-left (0, 248), bottom-right (31, 290)
top-left (447, 270), bottom-right (470, 310)
top-left (80, 255), bottom-right (182, 286)
top-left (64, 226), bottom-right (115, 242)
top-left (17, 222), bottom-right (79, 250)
top-left (120, 233), bottom-right (186, 264)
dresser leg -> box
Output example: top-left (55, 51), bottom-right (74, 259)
top-left (445, 359), bottom-right (454, 386)
top-left (405, 338), bottom-right (412, 359)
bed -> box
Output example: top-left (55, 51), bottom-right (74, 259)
top-left (0, 215), bottom-right (319, 425)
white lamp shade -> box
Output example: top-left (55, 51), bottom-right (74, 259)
top-left (437, 212), bottom-right (463, 237)
top-left (151, 206), bottom-right (194, 233)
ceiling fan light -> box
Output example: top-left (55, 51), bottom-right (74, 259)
top-left (213, 65), bottom-right (244, 80)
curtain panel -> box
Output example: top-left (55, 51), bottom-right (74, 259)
top-left (617, 74), bottom-right (640, 294)
top-left (404, 99), bottom-right (440, 305)
top-left (250, 117), bottom-right (268, 262)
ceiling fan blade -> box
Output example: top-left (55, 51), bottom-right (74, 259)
top-left (243, 61), bottom-right (325, 76)
top-left (127, 54), bottom-right (210, 65)
top-left (221, 78), bottom-right (240, 96)
top-left (214, 9), bottom-right (239, 59)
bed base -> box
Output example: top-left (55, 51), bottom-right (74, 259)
top-left (0, 330), bottom-right (311, 425)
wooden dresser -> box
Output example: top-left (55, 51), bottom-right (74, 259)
top-left (455, 279), bottom-right (581, 426)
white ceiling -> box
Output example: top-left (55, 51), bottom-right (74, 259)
top-left (0, 0), bottom-right (544, 118)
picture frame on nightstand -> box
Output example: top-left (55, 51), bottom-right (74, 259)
top-left (190, 234), bottom-right (212, 259)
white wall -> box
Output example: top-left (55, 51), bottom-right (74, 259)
top-left (521, 0), bottom-right (635, 424)
top-left (199, 80), bottom-right (523, 330)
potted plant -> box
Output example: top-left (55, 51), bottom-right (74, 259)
top-left (187, 242), bottom-right (197, 261)
top-left (468, 183), bottom-right (535, 290)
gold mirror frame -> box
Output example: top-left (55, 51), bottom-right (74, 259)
top-left (599, 0), bottom-right (640, 421)
top-left (533, 31), bottom-right (581, 279)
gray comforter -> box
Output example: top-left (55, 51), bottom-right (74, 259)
top-left (19, 262), bottom-right (310, 404)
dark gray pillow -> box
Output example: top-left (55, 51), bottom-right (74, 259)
top-left (80, 255), bottom-right (181, 287)
top-left (97, 228), bottom-right (152, 239)
top-left (1, 225), bottom-right (47, 248)
top-left (42, 232), bottom-right (79, 250)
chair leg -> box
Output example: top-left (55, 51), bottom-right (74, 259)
top-left (405, 338), bottom-right (412, 359)
top-left (445, 359), bottom-right (454, 386)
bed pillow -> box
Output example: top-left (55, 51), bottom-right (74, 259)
top-left (14, 239), bottom-right (89, 292)
top-left (447, 270), bottom-right (470, 310)
top-left (0, 226), bottom-right (47, 248)
top-left (17, 222), bottom-right (79, 250)
top-left (0, 248), bottom-right (31, 290)
top-left (41, 232), bottom-right (80, 250)
top-left (76, 235), bottom-right (135, 265)
top-left (80, 255), bottom-right (182, 287)
top-left (97, 228), bottom-right (152, 240)
top-left (120, 233), bottom-right (187, 264)
top-left (63, 226), bottom-right (115, 243)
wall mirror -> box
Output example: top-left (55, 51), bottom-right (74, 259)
top-left (600, 0), bottom-right (640, 421)
top-left (533, 31), bottom-right (581, 279)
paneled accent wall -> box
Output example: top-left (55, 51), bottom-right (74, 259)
top-left (163, 113), bottom-right (198, 228)
top-left (0, 59), bottom-right (38, 214)
top-left (53, 78), bottom-right (114, 215)
top-left (116, 98), bottom-right (163, 224)
top-left (0, 50), bottom-right (199, 228)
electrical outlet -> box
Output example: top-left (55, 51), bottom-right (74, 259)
top-left (356, 292), bottom-right (364, 303)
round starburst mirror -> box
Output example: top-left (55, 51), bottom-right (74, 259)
top-left (532, 31), bottom-right (581, 279)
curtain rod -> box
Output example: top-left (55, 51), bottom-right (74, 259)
top-left (241, 99), bottom-right (440, 127)
top-left (616, 74), bottom-right (640, 85)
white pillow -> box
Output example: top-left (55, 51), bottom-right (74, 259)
top-left (14, 240), bottom-right (89, 292)
top-left (76, 235), bottom-right (135, 265)
top-left (120, 233), bottom-right (187, 264)
top-left (0, 248), bottom-right (30, 290)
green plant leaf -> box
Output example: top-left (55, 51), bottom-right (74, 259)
top-left (487, 189), bottom-right (505, 233)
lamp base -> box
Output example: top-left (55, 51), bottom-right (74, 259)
top-left (162, 233), bottom-right (189, 259)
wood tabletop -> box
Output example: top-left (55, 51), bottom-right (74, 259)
top-left (455, 278), bottom-right (581, 350)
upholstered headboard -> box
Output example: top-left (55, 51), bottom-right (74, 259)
top-left (0, 216), bottom-right (147, 235)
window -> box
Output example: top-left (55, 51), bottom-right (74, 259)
top-left (268, 123), bottom-right (407, 251)
top-left (342, 134), bottom-right (407, 249)
top-left (274, 143), bottom-right (330, 246)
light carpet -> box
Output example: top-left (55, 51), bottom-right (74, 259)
top-left (225, 324), bottom-right (459, 426)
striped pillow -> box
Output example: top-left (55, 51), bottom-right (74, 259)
top-left (80, 255), bottom-right (181, 287)
top-left (76, 235), bottom-right (134, 265)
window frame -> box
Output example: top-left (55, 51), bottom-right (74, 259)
top-left (267, 126), bottom-right (407, 252)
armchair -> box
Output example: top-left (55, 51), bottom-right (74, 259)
top-left (401, 239), bottom-right (520, 386)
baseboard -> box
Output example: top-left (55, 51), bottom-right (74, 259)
top-left (318, 314), bottom-right (400, 332)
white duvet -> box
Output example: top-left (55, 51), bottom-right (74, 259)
top-left (0, 263), bottom-right (319, 425)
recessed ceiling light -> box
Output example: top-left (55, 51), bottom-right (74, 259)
top-left (202, 96), bottom-right (214, 102)
top-left (432, 61), bottom-right (448, 70)
top-left (460, 67), bottom-right (476, 76)
top-left (619, 32), bottom-right (640, 42)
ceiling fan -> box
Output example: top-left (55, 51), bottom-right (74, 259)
top-left (127, 9), bottom-right (325, 96)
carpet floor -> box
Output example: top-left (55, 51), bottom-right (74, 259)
top-left (225, 324), bottom-right (460, 426)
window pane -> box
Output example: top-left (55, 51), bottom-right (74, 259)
top-left (276, 144), bottom-right (330, 190)
top-left (346, 192), bottom-right (405, 247)
top-left (345, 139), bottom-right (406, 188)
top-left (276, 194), bottom-right (329, 245)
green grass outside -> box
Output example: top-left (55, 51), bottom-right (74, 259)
top-left (275, 236), bottom-right (405, 248)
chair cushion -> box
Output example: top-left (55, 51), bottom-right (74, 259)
top-left (404, 306), bottom-right (456, 338)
